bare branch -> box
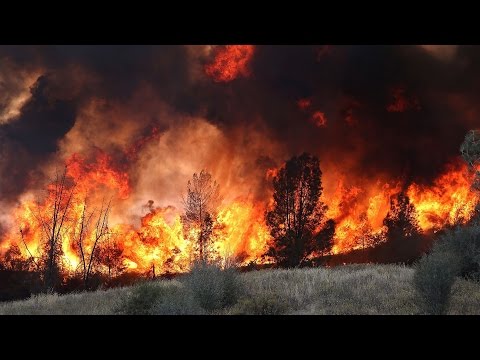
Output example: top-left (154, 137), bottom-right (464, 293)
top-left (19, 228), bottom-right (39, 271)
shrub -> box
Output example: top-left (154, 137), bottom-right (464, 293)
top-left (413, 250), bottom-right (460, 315)
top-left (115, 281), bottom-right (194, 315)
top-left (414, 225), bottom-right (480, 315)
top-left (435, 225), bottom-right (480, 280)
top-left (231, 293), bottom-right (288, 315)
top-left (150, 286), bottom-right (203, 315)
top-left (183, 261), bottom-right (243, 312)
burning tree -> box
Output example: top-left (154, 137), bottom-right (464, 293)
top-left (32, 167), bottom-right (75, 291)
top-left (2, 243), bottom-right (31, 271)
top-left (266, 152), bottom-right (326, 267)
top-left (182, 170), bottom-right (220, 263)
top-left (354, 212), bottom-right (376, 250)
top-left (74, 200), bottom-right (111, 290)
top-left (383, 192), bottom-right (421, 249)
top-left (316, 219), bottom-right (335, 257)
top-left (97, 237), bottom-right (126, 279)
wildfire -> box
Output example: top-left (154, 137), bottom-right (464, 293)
top-left (214, 200), bottom-right (270, 264)
top-left (0, 149), bottom-right (478, 274)
top-left (386, 86), bottom-right (421, 112)
top-left (1, 151), bottom-right (131, 273)
top-left (1, 151), bottom-right (271, 274)
top-left (205, 45), bottom-right (255, 82)
top-left (407, 162), bottom-right (478, 231)
top-left (297, 98), bottom-right (312, 111)
top-left (324, 161), bottom-right (478, 254)
top-left (311, 111), bottom-right (328, 127)
top-left (66, 151), bottom-right (130, 200)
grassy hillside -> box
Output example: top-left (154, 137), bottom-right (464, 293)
top-left (1, 264), bottom-right (480, 315)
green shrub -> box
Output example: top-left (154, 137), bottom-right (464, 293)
top-left (150, 286), bottom-right (203, 315)
top-left (115, 281), bottom-right (161, 315)
top-left (184, 261), bottom-right (243, 312)
top-left (231, 293), bottom-right (288, 315)
top-left (413, 251), bottom-right (460, 315)
top-left (414, 225), bottom-right (480, 315)
top-left (222, 267), bottom-right (243, 307)
top-left (435, 225), bottom-right (480, 280)
top-left (115, 281), bottom-right (196, 315)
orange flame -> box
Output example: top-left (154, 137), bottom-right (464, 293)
top-left (324, 161), bottom-right (478, 254)
top-left (1, 151), bottom-right (131, 271)
top-left (407, 162), bottom-right (478, 231)
top-left (1, 150), bottom-right (478, 273)
top-left (205, 45), bottom-right (255, 82)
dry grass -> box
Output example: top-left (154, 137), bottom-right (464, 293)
top-left (1, 264), bottom-right (480, 315)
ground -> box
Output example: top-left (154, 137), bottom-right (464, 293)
top-left (1, 264), bottom-right (480, 315)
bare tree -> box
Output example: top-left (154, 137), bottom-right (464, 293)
top-left (19, 229), bottom-right (39, 271)
top-left (182, 170), bottom-right (220, 262)
top-left (75, 199), bottom-right (111, 290)
top-left (34, 167), bottom-right (75, 291)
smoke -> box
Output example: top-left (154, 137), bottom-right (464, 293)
top-left (419, 45), bottom-right (459, 62)
top-left (1, 45), bottom-right (479, 229)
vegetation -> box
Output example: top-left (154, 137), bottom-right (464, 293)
top-left (266, 152), bottom-right (334, 266)
top-left (384, 193), bottom-right (421, 240)
top-left (231, 293), bottom-right (288, 315)
top-left (3, 265), bottom-right (480, 315)
top-left (460, 129), bottom-right (480, 192)
top-left (182, 170), bottom-right (220, 262)
top-left (414, 251), bottom-right (460, 314)
top-left (183, 261), bottom-right (243, 311)
top-left (413, 224), bottom-right (480, 314)
top-left (115, 280), bottom-right (202, 315)
top-left (411, 129), bottom-right (480, 315)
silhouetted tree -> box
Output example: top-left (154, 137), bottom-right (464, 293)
top-left (266, 153), bottom-right (326, 267)
top-left (384, 192), bottom-right (421, 243)
top-left (75, 199), bottom-right (111, 290)
top-left (35, 167), bottom-right (75, 291)
top-left (316, 219), bottom-right (335, 256)
top-left (182, 170), bottom-right (220, 262)
top-left (354, 212), bottom-right (375, 250)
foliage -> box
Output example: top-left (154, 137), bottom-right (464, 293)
top-left (384, 192), bottom-right (421, 241)
top-left (6, 265), bottom-right (480, 315)
top-left (413, 250), bottom-right (460, 314)
top-left (97, 236), bottom-right (127, 279)
top-left (114, 280), bottom-right (200, 315)
top-left (460, 129), bottom-right (480, 192)
top-left (266, 152), bottom-right (326, 267)
top-left (434, 225), bottom-right (480, 279)
top-left (316, 219), bottom-right (335, 255)
top-left (414, 225), bottom-right (480, 314)
top-left (231, 293), bottom-right (288, 315)
top-left (183, 261), bottom-right (243, 311)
